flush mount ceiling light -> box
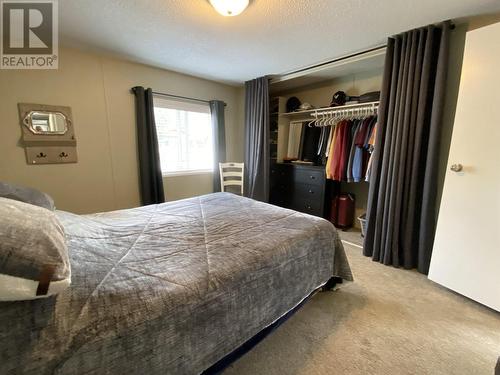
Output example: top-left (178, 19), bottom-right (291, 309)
top-left (209, 0), bottom-right (249, 16)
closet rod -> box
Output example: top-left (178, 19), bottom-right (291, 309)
top-left (308, 102), bottom-right (379, 127)
top-left (152, 91), bottom-right (227, 106)
top-left (311, 101), bottom-right (379, 117)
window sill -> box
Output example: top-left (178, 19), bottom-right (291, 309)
top-left (162, 170), bottom-right (214, 177)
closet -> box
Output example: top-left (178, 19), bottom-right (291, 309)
top-left (268, 48), bottom-right (385, 230)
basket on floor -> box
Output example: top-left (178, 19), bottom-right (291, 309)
top-left (358, 213), bottom-right (367, 238)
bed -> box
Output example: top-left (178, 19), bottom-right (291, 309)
top-left (0, 192), bottom-right (352, 374)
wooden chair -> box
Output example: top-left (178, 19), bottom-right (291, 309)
top-left (219, 162), bottom-right (244, 195)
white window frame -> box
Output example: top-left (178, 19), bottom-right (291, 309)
top-left (162, 169), bottom-right (213, 177)
top-left (153, 95), bottom-right (214, 177)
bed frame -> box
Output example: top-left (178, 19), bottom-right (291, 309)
top-left (202, 277), bottom-right (342, 374)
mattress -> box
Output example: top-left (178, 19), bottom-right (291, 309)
top-left (0, 192), bottom-right (352, 374)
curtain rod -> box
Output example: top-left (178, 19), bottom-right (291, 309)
top-left (152, 91), bottom-right (227, 107)
top-left (270, 45), bottom-right (387, 82)
top-left (270, 22), bottom-right (454, 82)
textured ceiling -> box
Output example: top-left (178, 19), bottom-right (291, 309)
top-left (59, 0), bottom-right (500, 84)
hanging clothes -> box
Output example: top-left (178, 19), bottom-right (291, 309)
top-left (301, 125), bottom-right (322, 163)
top-left (325, 126), bottom-right (333, 157)
top-left (326, 124), bottom-right (339, 179)
top-left (331, 120), bottom-right (350, 181)
top-left (352, 146), bottom-right (364, 182)
top-left (365, 123), bottom-right (377, 182)
top-left (346, 120), bottom-right (362, 182)
top-left (325, 115), bottom-right (378, 183)
top-left (317, 126), bottom-right (330, 165)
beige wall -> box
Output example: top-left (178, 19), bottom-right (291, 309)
top-left (164, 173), bottom-right (214, 201)
top-left (275, 69), bottom-right (383, 226)
top-left (278, 69), bottom-right (383, 108)
top-left (0, 47), bottom-right (244, 213)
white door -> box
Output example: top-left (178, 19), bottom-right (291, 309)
top-left (428, 22), bottom-right (500, 312)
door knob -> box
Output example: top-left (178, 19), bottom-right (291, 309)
top-left (450, 164), bottom-right (463, 172)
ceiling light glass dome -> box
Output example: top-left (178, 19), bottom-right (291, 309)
top-left (209, 0), bottom-right (249, 16)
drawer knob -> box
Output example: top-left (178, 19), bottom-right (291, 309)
top-left (306, 205), bottom-right (312, 210)
top-left (310, 175), bottom-right (315, 180)
top-left (308, 189), bottom-right (314, 194)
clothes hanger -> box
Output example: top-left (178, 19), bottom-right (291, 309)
top-left (315, 114), bottom-right (322, 127)
top-left (321, 113), bottom-right (327, 127)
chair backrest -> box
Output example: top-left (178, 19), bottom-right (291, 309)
top-left (219, 162), bottom-right (244, 195)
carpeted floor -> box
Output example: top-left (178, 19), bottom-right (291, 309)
top-left (336, 228), bottom-right (364, 247)
top-left (223, 239), bottom-right (500, 375)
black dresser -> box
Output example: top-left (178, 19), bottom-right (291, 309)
top-left (270, 163), bottom-right (330, 218)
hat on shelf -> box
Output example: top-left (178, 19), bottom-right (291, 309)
top-left (286, 97), bottom-right (301, 113)
top-left (330, 91), bottom-right (359, 107)
top-left (297, 103), bottom-right (314, 111)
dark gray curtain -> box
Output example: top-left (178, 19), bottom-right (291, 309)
top-left (244, 76), bottom-right (270, 202)
top-left (210, 100), bottom-right (226, 192)
top-left (363, 22), bottom-right (450, 274)
top-left (132, 86), bottom-right (165, 205)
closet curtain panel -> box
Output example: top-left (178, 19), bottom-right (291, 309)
top-left (210, 100), bottom-right (227, 192)
top-left (244, 76), bottom-right (270, 202)
top-left (132, 86), bottom-right (165, 205)
top-left (363, 22), bottom-right (450, 274)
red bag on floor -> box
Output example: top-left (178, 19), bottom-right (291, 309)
top-left (331, 194), bottom-right (355, 230)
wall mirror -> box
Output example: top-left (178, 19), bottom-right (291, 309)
top-left (23, 111), bottom-right (69, 135)
top-left (18, 103), bottom-right (77, 165)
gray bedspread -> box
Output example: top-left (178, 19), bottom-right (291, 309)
top-left (0, 193), bottom-right (352, 374)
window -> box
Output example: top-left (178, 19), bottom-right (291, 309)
top-left (153, 96), bottom-right (213, 176)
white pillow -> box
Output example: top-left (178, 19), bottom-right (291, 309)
top-left (0, 197), bottom-right (70, 301)
top-left (0, 274), bottom-right (70, 301)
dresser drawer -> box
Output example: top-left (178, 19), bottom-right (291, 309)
top-left (270, 167), bottom-right (287, 179)
top-left (294, 168), bottom-right (325, 185)
top-left (290, 196), bottom-right (323, 216)
top-left (270, 193), bottom-right (289, 207)
top-left (293, 182), bottom-right (323, 198)
top-left (271, 165), bottom-right (292, 184)
top-left (271, 181), bottom-right (289, 194)
top-left (270, 185), bottom-right (291, 205)
top-left (270, 164), bottom-right (292, 208)
top-left (269, 163), bottom-right (326, 217)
